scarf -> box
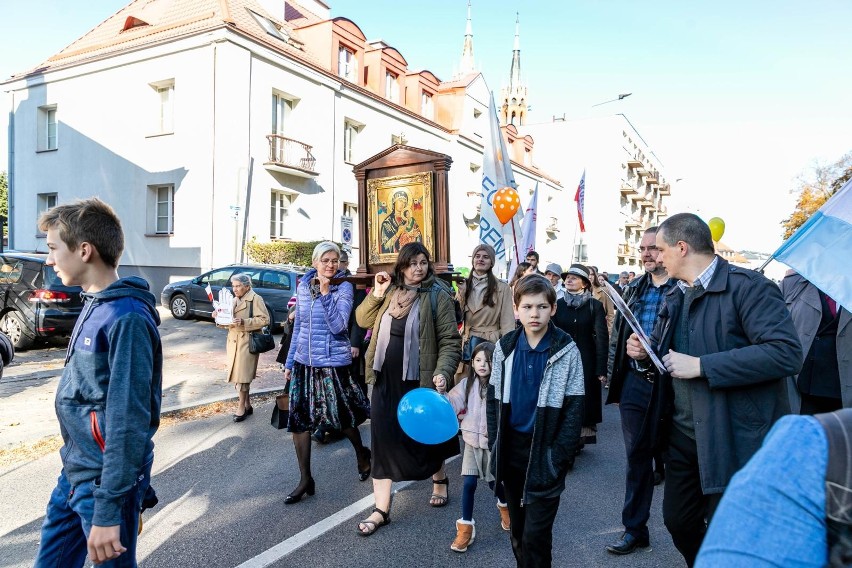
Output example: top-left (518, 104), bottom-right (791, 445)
top-left (564, 289), bottom-right (592, 309)
top-left (373, 296), bottom-right (421, 381)
top-left (387, 285), bottom-right (418, 319)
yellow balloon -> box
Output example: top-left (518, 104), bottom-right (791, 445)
top-left (708, 217), bottom-right (725, 242)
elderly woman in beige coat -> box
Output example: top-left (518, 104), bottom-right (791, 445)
top-left (455, 244), bottom-right (515, 381)
top-left (223, 273), bottom-right (270, 422)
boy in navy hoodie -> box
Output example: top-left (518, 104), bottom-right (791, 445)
top-left (34, 198), bottom-right (163, 568)
top-left (487, 274), bottom-right (585, 567)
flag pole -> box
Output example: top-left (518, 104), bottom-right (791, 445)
top-left (570, 222), bottom-right (578, 265)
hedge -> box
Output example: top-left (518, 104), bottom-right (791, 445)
top-left (243, 238), bottom-right (342, 267)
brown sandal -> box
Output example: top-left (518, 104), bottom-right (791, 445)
top-left (430, 476), bottom-right (449, 507)
top-left (356, 507), bottom-right (390, 536)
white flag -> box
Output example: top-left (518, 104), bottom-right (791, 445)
top-left (509, 182), bottom-right (538, 278)
top-left (479, 92), bottom-right (522, 270)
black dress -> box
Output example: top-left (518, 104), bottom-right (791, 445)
top-left (553, 296), bottom-right (609, 427)
top-left (371, 312), bottom-right (459, 481)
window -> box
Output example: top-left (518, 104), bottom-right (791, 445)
top-left (421, 91), bottom-right (434, 120)
top-left (37, 105), bottom-right (57, 151)
top-left (249, 10), bottom-right (288, 41)
top-left (260, 270), bottom-right (291, 291)
top-left (338, 46), bottom-right (357, 82)
top-left (201, 268), bottom-right (236, 288)
top-left (385, 71), bottom-right (399, 102)
top-left (150, 80), bottom-right (174, 134)
top-left (37, 193), bottom-right (58, 220)
top-left (272, 92), bottom-right (292, 136)
top-left (151, 185), bottom-right (174, 234)
top-left (391, 133), bottom-right (407, 145)
top-left (270, 190), bottom-right (295, 239)
top-left (343, 120), bottom-right (361, 163)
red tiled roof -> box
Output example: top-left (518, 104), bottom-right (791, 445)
top-left (8, 0), bottom-right (325, 79)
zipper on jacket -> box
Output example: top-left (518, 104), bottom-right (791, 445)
top-left (308, 295), bottom-right (316, 367)
top-left (65, 298), bottom-right (96, 365)
top-left (90, 411), bottom-right (105, 452)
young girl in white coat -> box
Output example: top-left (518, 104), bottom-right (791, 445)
top-left (435, 341), bottom-right (509, 552)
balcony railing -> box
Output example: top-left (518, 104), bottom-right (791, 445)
top-left (265, 135), bottom-right (318, 177)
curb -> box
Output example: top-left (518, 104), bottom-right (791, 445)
top-left (160, 386), bottom-right (288, 417)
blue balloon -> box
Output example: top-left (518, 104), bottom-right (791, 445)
top-left (397, 387), bottom-right (459, 445)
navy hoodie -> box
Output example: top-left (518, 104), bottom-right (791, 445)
top-left (55, 276), bottom-right (162, 526)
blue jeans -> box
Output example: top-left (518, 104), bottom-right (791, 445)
top-left (35, 463), bottom-right (152, 568)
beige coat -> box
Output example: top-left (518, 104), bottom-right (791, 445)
top-left (592, 286), bottom-right (614, 333)
top-left (224, 290), bottom-right (270, 384)
top-left (458, 278), bottom-right (516, 345)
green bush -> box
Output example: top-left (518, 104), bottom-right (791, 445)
top-left (243, 238), bottom-right (341, 267)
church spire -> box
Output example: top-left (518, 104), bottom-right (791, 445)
top-left (457, 0), bottom-right (475, 78)
top-left (509, 13), bottom-right (521, 89)
top-left (500, 13), bottom-right (528, 126)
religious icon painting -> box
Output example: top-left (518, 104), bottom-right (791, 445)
top-left (367, 172), bottom-right (434, 264)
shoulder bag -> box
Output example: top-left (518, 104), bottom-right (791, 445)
top-left (248, 300), bottom-right (276, 354)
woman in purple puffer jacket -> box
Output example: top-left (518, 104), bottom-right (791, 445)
top-left (283, 241), bottom-right (371, 504)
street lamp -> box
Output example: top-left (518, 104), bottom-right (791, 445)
top-left (591, 93), bottom-right (632, 107)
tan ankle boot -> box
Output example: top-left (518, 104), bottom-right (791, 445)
top-left (451, 519), bottom-right (475, 552)
top-left (497, 502), bottom-right (511, 531)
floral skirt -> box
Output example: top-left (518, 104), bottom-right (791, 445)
top-left (287, 362), bottom-right (370, 433)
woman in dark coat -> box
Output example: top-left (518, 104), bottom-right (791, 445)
top-left (553, 264), bottom-right (609, 445)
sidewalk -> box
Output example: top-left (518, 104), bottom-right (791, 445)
top-left (0, 307), bottom-right (287, 449)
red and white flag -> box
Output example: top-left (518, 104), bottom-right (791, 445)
top-left (574, 170), bottom-right (586, 232)
top-left (205, 283), bottom-right (214, 301)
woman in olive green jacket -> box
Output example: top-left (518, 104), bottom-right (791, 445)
top-left (354, 242), bottom-right (462, 536)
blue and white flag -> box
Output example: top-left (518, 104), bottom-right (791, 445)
top-left (508, 182), bottom-right (538, 278)
top-left (774, 177), bottom-right (852, 311)
top-left (479, 92), bottom-right (521, 269)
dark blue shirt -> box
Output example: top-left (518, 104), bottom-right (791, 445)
top-left (509, 329), bottom-right (551, 433)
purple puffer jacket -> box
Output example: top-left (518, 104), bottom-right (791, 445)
top-left (285, 268), bottom-right (353, 369)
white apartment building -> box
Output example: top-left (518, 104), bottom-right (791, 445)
top-left (2, 0), bottom-right (562, 295)
top-left (523, 114), bottom-right (673, 273)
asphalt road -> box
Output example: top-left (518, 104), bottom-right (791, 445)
top-left (0, 391), bottom-right (685, 567)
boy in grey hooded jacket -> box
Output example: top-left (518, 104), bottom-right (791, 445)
top-left (34, 198), bottom-right (162, 568)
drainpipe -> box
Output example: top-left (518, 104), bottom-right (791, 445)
top-left (7, 90), bottom-right (15, 251)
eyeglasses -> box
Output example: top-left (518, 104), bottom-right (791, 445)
top-left (638, 246), bottom-right (659, 253)
top-left (319, 259), bottom-right (340, 265)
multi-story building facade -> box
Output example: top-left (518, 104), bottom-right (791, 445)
top-left (2, 0), bottom-right (562, 294)
top-left (523, 114), bottom-right (673, 272)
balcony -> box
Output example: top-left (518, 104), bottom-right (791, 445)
top-left (620, 183), bottom-right (637, 196)
top-left (658, 183), bottom-right (671, 195)
top-left (617, 243), bottom-right (633, 259)
top-left (645, 171), bottom-right (659, 184)
top-left (626, 159), bottom-right (643, 170)
top-left (624, 217), bottom-right (641, 229)
top-left (264, 135), bottom-right (318, 178)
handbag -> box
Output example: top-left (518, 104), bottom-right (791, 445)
top-left (247, 300), bottom-right (276, 354)
top-left (270, 392), bottom-right (290, 429)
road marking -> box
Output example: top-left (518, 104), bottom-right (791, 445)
top-left (235, 455), bottom-right (459, 568)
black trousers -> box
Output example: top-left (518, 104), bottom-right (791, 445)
top-left (800, 393), bottom-right (842, 415)
top-left (662, 426), bottom-right (721, 568)
top-left (500, 429), bottom-right (561, 568)
top-left (619, 370), bottom-right (656, 540)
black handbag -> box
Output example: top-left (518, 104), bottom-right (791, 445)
top-left (270, 392), bottom-right (290, 429)
top-left (247, 300), bottom-right (276, 354)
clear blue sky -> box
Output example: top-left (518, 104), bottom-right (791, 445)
top-left (2, 0), bottom-right (851, 252)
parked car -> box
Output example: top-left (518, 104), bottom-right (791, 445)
top-left (161, 264), bottom-right (306, 331)
top-left (0, 252), bottom-right (85, 349)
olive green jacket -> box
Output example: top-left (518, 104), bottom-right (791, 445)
top-left (356, 275), bottom-right (462, 387)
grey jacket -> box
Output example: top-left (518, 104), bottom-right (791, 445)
top-left (781, 271), bottom-right (852, 410)
top-left (646, 257), bottom-right (802, 493)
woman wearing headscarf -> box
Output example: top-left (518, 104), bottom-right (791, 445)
top-left (283, 242), bottom-right (371, 504)
top-left (223, 273), bottom-right (270, 422)
top-left (354, 242), bottom-right (462, 536)
top-left (455, 244), bottom-right (515, 380)
top-left (553, 264), bottom-right (609, 446)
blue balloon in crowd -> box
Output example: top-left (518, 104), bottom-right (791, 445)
top-left (397, 387), bottom-right (458, 445)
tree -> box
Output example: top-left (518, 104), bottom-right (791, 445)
top-left (782, 152), bottom-right (852, 239)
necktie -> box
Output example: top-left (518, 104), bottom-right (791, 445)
top-left (826, 295), bottom-right (838, 318)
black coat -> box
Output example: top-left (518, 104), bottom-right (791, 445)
top-left (553, 296), bottom-right (608, 426)
top-left (645, 257), bottom-right (802, 493)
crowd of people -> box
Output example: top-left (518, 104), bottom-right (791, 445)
top-left (31, 198), bottom-right (849, 568)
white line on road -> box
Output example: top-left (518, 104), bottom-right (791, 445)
top-left (235, 456), bottom-right (459, 568)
